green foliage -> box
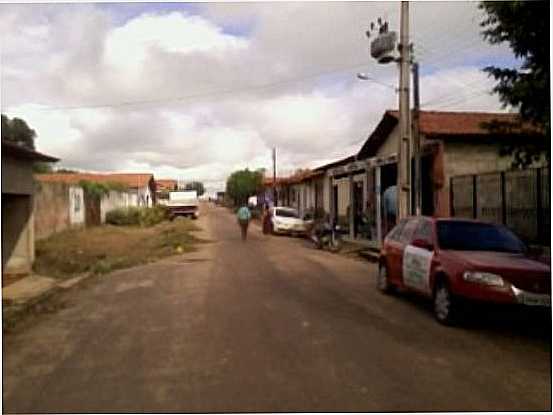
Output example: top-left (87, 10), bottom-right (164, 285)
top-left (139, 205), bottom-right (170, 226)
top-left (479, 2), bottom-right (550, 135)
top-left (184, 181), bottom-right (205, 196)
top-left (1, 114), bottom-right (36, 150)
top-left (106, 205), bottom-right (169, 227)
top-left (79, 180), bottom-right (128, 198)
top-left (33, 162), bottom-right (54, 174)
top-left (55, 168), bottom-right (79, 174)
top-left (225, 168), bottom-right (264, 206)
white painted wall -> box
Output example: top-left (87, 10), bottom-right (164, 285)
top-left (68, 186), bottom-right (85, 225)
top-left (100, 190), bottom-right (131, 223)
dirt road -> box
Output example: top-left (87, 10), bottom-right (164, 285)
top-left (3, 204), bottom-right (551, 412)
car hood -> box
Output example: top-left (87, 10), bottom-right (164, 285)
top-left (444, 250), bottom-right (551, 293)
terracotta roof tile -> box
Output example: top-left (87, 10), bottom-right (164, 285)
top-left (387, 110), bottom-right (541, 137)
top-left (36, 173), bottom-right (154, 188)
top-left (155, 179), bottom-right (177, 191)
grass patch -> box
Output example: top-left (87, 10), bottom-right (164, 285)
top-left (34, 218), bottom-right (203, 279)
top-left (105, 205), bottom-right (170, 227)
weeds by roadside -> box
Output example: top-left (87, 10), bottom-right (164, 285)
top-left (33, 218), bottom-right (203, 279)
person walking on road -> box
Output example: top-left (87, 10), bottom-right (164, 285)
top-left (262, 204), bottom-right (272, 234)
top-left (237, 204), bottom-right (252, 241)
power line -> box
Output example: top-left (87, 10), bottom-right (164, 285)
top-left (7, 62), bottom-right (396, 112)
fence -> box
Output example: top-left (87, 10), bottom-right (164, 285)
top-left (450, 167), bottom-right (550, 245)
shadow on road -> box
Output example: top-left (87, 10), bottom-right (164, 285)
top-left (396, 290), bottom-right (551, 343)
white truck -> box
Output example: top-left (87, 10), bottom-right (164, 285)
top-left (166, 190), bottom-right (200, 219)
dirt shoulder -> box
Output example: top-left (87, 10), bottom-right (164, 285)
top-left (33, 218), bottom-right (205, 279)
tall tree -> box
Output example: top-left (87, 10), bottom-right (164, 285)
top-left (1, 114), bottom-right (37, 150)
top-left (184, 181), bottom-right (205, 196)
top-left (480, 1), bottom-right (549, 130)
top-left (225, 168), bottom-right (264, 206)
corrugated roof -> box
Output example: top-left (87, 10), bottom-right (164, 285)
top-left (36, 173), bottom-right (154, 188)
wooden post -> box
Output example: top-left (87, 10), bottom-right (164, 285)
top-left (376, 166), bottom-right (382, 242)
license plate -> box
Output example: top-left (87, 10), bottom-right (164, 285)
top-left (520, 293), bottom-right (551, 307)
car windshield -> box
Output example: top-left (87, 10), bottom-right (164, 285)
top-left (437, 221), bottom-right (526, 253)
top-left (275, 208), bottom-right (299, 218)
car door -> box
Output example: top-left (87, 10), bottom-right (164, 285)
top-left (387, 218), bottom-right (417, 284)
top-left (402, 218), bottom-right (434, 295)
top-left (387, 218), bottom-right (418, 286)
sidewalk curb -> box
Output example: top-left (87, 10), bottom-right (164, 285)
top-left (3, 273), bottom-right (93, 330)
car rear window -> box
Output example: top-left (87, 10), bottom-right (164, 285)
top-left (387, 219), bottom-right (407, 241)
top-left (437, 221), bottom-right (526, 253)
top-left (275, 208), bottom-right (299, 218)
top-left (399, 219), bottom-right (419, 244)
top-left (413, 219), bottom-right (433, 244)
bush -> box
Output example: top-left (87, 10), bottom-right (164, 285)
top-left (106, 205), bottom-right (169, 227)
top-left (139, 205), bottom-right (169, 226)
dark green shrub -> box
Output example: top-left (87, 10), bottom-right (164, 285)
top-left (139, 205), bottom-right (169, 226)
top-left (106, 205), bottom-right (169, 226)
top-left (105, 207), bottom-right (141, 225)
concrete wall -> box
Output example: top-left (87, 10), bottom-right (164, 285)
top-left (34, 181), bottom-right (85, 240)
top-left (2, 194), bottom-right (34, 275)
top-left (376, 124), bottom-right (400, 158)
top-left (2, 154), bottom-right (34, 195)
top-left (100, 190), bottom-right (130, 223)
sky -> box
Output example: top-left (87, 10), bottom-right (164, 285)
top-left (1, 1), bottom-right (517, 195)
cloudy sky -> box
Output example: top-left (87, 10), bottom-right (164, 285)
top-left (1, 1), bottom-right (517, 194)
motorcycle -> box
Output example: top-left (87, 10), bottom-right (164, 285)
top-left (310, 220), bottom-right (343, 252)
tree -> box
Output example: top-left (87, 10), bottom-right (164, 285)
top-left (225, 168), bottom-right (264, 206)
top-left (184, 181), bottom-right (205, 196)
top-left (479, 1), bottom-right (549, 167)
top-left (1, 114), bottom-right (36, 150)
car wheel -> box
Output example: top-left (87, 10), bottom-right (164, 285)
top-left (433, 279), bottom-right (457, 325)
top-left (377, 264), bottom-right (394, 294)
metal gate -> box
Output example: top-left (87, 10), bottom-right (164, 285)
top-left (450, 167), bottom-right (550, 245)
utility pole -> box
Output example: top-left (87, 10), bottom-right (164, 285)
top-left (272, 147), bottom-right (277, 206)
top-left (412, 61), bottom-right (421, 215)
top-left (397, 0), bottom-right (411, 219)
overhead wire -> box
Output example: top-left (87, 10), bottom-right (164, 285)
top-left (14, 61), bottom-right (396, 112)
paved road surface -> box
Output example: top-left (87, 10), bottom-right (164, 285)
top-left (3, 204), bottom-right (551, 412)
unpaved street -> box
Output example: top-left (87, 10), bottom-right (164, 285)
top-left (3, 204), bottom-right (551, 412)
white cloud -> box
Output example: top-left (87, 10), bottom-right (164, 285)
top-left (1, 2), bottom-right (513, 191)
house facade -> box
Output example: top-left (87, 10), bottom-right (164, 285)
top-left (35, 172), bottom-right (157, 229)
top-left (2, 141), bottom-right (58, 275)
top-left (262, 110), bottom-right (547, 246)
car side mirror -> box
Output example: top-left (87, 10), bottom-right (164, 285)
top-left (412, 238), bottom-right (433, 251)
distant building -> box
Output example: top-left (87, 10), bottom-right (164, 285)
top-left (37, 173), bottom-right (156, 208)
top-left (155, 179), bottom-right (178, 202)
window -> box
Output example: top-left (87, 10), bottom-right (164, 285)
top-left (437, 221), bottom-right (526, 253)
top-left (399, 219), bottom-right (419, 244)
top-left (413, 219), bottom-right (433, 244)
top-left (275, 208), bottom-right (299, 218)
top-left (387, 219), bottom-right (407, 241)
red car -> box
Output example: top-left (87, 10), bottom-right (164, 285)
top-left (378, 216), bottom-right (551, 325)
